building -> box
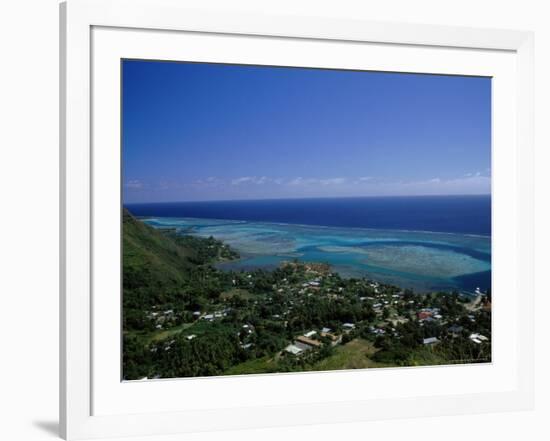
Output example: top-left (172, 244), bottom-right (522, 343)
top-left (320, 331), bottom-right (342, 345)
top-left (469, 333), bottom-right (489, 344)
top-left (295, 335), bottom-right (322, 347)
top-left (423, 337), bottom-right (439, 345)
top-left (284, 344), bottom-right (304, 356)
top-left (418, 311), bottom-right (433, 320)
top-left (448, 324), bottom-right (463, 336)
top-left (284, 340), bottom-right (313, 356)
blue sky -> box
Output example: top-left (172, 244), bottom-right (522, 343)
top-left (122, 60), bottom-right (491, 203)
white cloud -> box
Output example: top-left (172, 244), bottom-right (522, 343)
top-left (231, 176), bottom-right (254, 185)
top-left (231, 176), bottom-right (271, 185)
top-left (401, 175), bottom-right (491, 195)
top-left (287, 177), bottom-right (347, 186)
top-left (319, 177), bottom-right (346, 185)
top-left (125, 179), bottom-right (143, 189)
top-left (158, 180), bottom-right (170, 190)
top-left (256, 176), bottom-right (268, 185)
top-left (466, 170), bottom-right (490, 178)
top-left (288, 177), bottom-right (304, 186)
top-left (181, 174), bottom-right (490, 199)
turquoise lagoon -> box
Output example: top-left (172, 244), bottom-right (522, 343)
top-left (143, 217), bottom-right (491, 294)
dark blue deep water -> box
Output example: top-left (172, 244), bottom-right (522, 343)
top-left (125, 195), bottom-right (491, 236)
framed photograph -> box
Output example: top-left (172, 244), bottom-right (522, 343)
top-left (60, 0), bottom-right (534, 439)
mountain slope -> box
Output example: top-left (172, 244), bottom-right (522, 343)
top-left (123, 208), bottom-right (197, 307)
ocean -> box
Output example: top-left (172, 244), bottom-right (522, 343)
top-left (125, 195), bottom-right (491, 293)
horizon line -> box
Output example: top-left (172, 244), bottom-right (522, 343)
top-left (124, 193), bottom-right (492, 205)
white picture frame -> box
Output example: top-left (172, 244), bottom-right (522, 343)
top-left (60, 0), bottom-right (534, 439)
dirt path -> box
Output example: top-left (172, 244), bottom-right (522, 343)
top-left (465, 294), bottom-right (482, 312)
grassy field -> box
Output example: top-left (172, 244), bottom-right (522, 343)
top-left (223, 356), bottom-right (278, 375)
top-left (311, 339), bottom-right (389, 371)
top-left (220, 288), bottom-right (255, 301)
top-left (222, 339), bottom-right (389, 376)
top-left (405, 346), bottom-right (448, 366)
top-left (147, 323), bottom-right (194, 343)
top-left (145, 319), bottom-right (226, 344)
top-left (126, 318), bottom-right (226, 347)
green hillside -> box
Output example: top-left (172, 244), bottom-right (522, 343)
top-left (123, 208), bottom-right (194, 300)
top-left (122, 208), bottom-right (238, 316)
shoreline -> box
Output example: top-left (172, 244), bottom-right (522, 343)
top-left (135, 214), bottom-right (492, 239)
top-left (134, 215), bottom-right (492, 295)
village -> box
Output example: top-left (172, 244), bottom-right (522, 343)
top-left (134, 260), bottom-right (492, 378)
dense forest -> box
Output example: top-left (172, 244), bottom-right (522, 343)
top-left (122, 209), bottom-right (492, 380)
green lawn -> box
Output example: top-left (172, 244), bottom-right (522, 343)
top-left (311, 339), bottom-right (389, 371)
top-left (147, 323), bottom-right (195, 343)
top-left (223, 356), bottom-right (277, 375)
top-left (220, 288), bottom-right (254, 300)
top-left (406, 346), bottom-right (455, 366)
top-left (130, 319), bottom-right (220, 345)
top-left (224, 339), bottom-right (389, 376)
